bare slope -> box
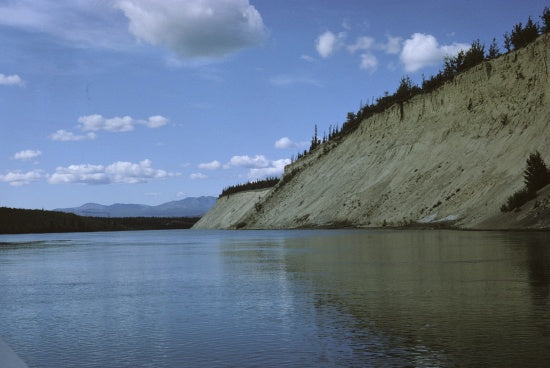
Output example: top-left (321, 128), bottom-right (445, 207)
top-left (193, 189), bottom-right (270, 229)
top-left (198, 34), bottom-right (550, 230)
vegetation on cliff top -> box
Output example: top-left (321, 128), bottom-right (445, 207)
top-left (292, 6), bottom-right (550, 163)
top-left (219, 177), bottom-right (279, 197)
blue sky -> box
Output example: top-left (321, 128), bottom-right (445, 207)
top-left (0, 0), bottom-right (547, 209)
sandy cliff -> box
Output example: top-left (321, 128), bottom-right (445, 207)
top-left (195, 34), bottom-right (550, 230)
top-left (193, 189), bottom-right (270, 229)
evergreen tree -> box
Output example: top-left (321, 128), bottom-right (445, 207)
top-left (395, 75), bottom-right (415, 102)
top-left (542, 7), bottom-right (550, 33)
top-left (503, 32), bottom-right (512, 52)
top-left (509, 17), bottom-right (539, 50)
top-left (523, 151), bottom-right (550, 193)
top-left (463, 39), bottom-right (485, 70)
top-left (487, 37), bottom-right (500, 59)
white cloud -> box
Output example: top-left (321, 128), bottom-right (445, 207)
top-left (49, 164), bottom-right (108, 185)
top-left (0, 73), bottom-right (24, 87)
top-left (249, 159), bottom-right (290, 180)
top-left (198, 160), bottom-right (222, 170)
top-left (50, 130), bottom-right (96, 142)
top-left (226, 155), bottom-right (270, 169)
top-left (78, 115), bottom-right (134, 132)
top-left (383, 36), bottom-right (402, 54)
top-left (107, 159), bottom-right (172, 183)
top-left (274, 137), bottom-right (308, 150)
top-left (77, 114), bottom-right (168, 132)
top-left (0, 1), bottom-right (128, 49)
top-left (316, 31), bottom-right (344, 58)
top-left (145, 115), bottom-right (169, 128)
top-left (359, 53), bottom-right (378, 72)
top-left (51, 115), bottom-right (168, 141)
top-left (115, 0), bottom-right (266, 59)
top-left (48, 159), bottom-right (176, 185)
top-left (190, 172), bottom-right (207, 180)
top-left (400, 33), bottom-right (469, 72)
top-left (12, 149), bottom-right (42, 161)
top-left (300, 54), bottom-right (315, 62)
top-left (0, 170), bottom-right (44, 186)
top-left (347, 36), bottom-right (375, 53)
top-left (221, 154), bottom-right (290, 179)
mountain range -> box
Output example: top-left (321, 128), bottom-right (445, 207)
top-left (56, 196), bottom-right (217, 218)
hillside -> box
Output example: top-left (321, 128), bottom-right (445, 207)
top-left (195, 33), bottom-right (550, 230)
top-left (56, 196), bottom-right (216, 218)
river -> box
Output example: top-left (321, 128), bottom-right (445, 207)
top-left (0, 229), bottom-right (549, 367)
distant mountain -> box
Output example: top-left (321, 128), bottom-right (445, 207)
top-left (55, 196), bottom-right (217, 218)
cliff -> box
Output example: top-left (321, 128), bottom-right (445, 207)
top-left (194, 34), bottom-right (550, 230)
top-left (193, 189), bottom-right (271, 229)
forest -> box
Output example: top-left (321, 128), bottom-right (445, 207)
top-left (0, 207), bottom-right (199, 234)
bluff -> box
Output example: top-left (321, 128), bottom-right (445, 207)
top-left (195, 34), bottom-right (550, 230)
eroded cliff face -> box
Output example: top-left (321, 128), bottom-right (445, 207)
top-left (195, 34), bottom-right (550, 230)
top-left (193, 189), bottom-right (270, 229)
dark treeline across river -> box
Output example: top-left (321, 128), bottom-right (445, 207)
top-left (0, 207), bottom-right (199, 234)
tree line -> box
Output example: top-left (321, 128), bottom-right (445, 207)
top-left (0, 207), bottom-right (199, 234)
top-left (293, 6), bottom-right (550, 162)
top-left (219, 177), bottom-right (280, 197)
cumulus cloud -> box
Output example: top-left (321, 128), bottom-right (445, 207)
top-left (198, 160), bottom-right (222, 170)
top-left (78, 114), bottom-right (168, 132)
top-left (316, 31), bottom-right (344, 58)
top-left (50, 130), bottom-right (97, 142)
top-left (274, 137), bottom-right (308, 150)
top-left (226, 155), bottom-right (270, 169)
top-left (315, 31), bottom-right (403, 72)
top-left (51, 114), bottom-right (168, 141)
top-left (347, 36), bottom-right (375, 53)
top-left (0, 73), bottom-right (24, 87)
top-left (400, 33), bottom-right (469, 72)
top-left (359, 53), bottom-right (378, 72)
top-left (190, 172), bottom-right (207, 180)
top-left (249, 158), bottom-right (290, 180)
top-left (48, 159), bottom-right (176, 185)
top-left (145, 115), bottom-right (169, 128)
top-left (222, 154), bottom-right (290, 179)
top-left (0, 170), bottom-right (43, 186)
top-left (12, 149), bottom-right (42, 161)
top-left (115, 0), bottom-right (266, 59)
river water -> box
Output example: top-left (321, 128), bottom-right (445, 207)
top-left (0, 229), bottom-right (549, 367)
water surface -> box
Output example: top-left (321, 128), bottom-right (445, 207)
top-left (0, 229), bottom-right (549, 367)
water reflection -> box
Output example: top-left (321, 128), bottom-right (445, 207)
top-left (523, 233), bottom-right (550, 306)
top-left (278, 230), bottom-right (550, 367)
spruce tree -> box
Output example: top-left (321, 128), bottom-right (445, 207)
top-left (523, 151), bottom-right (550, 193)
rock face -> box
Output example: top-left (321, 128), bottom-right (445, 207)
top-left (196, 34), bottom-right (550, 230)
